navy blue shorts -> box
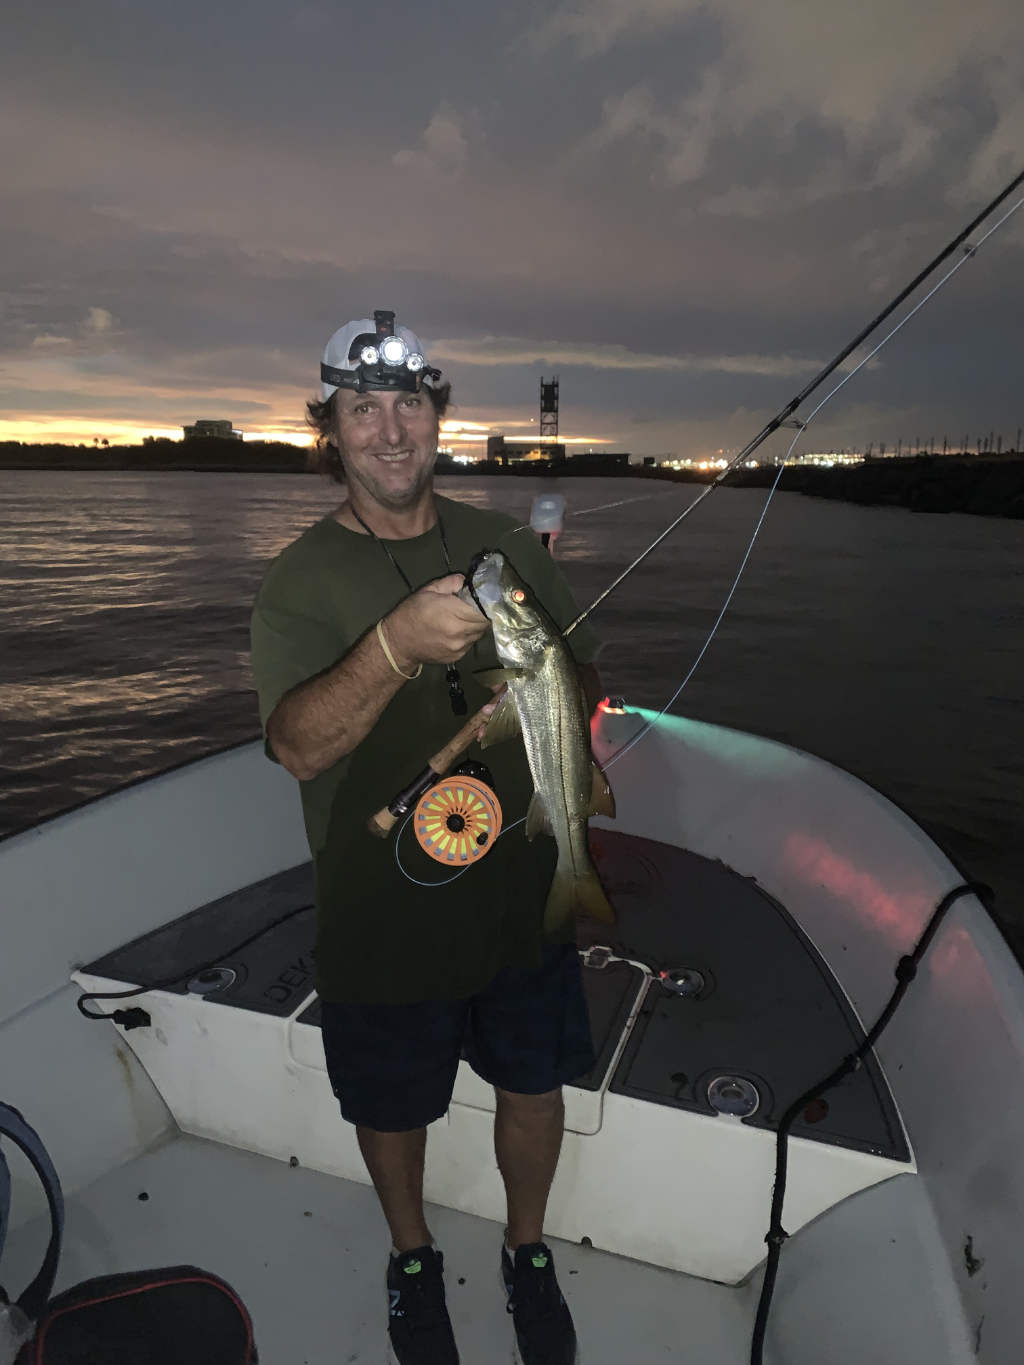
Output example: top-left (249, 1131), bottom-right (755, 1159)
top-left (320, 943), bottom-right (596, 1132)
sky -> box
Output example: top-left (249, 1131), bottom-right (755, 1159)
top-left (2, 0), bottom-right (1023, 459)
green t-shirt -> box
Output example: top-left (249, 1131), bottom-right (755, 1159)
top-left (249, 493), bottom-right (601, 1005)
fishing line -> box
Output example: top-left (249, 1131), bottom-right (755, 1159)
top-left (567, 494), bottom-right (658, 517)
top-left (563, 165), bottom-right (1024, 641)
top-left (601, 460), bottom-right (786, 772)
top-left (394, 809), bottom-right (526, 885)
top-left (393, 173), bottom-right (1024, 882)
top-left (601, 181), bottom-right (1024, 771)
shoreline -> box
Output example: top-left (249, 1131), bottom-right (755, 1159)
top-left (3, 444), bottom-right (1023, 519)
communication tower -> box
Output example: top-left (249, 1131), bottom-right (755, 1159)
top-left (540, 376), bottom-right (559, 439)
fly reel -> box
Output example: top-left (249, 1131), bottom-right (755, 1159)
top-left (413, 762), bottom-right (502, 865)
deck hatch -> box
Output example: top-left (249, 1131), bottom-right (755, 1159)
top-left (586, 831), bottom-right (910, 1162)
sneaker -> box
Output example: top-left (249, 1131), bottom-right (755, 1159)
top-left (501, 1239), bottom-right (578, 1364)
top-left (386, 1245), bottom-right (459, 1364)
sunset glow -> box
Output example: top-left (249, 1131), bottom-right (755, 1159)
top-left (0, 414), bottom-right (615, 453)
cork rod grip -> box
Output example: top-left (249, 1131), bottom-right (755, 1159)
top-left (367, 697), bottom-right (498, 837)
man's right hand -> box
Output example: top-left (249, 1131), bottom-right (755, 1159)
top-left (384, 574), bottom-right (490, 670)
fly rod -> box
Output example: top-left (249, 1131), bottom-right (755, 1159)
top-left (367, 694), bottom-right (500, 836)
top-left (564, 164), bottom-right (1024, 638)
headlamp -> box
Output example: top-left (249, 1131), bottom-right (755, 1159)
top-left (320, 308), bottom-right (440, 395)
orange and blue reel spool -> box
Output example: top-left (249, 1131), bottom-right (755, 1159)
top-left (414, 775), bottom-right (502, 865)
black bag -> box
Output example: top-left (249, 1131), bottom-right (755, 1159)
top-left (1, 1102), bottom-right (258, 1364)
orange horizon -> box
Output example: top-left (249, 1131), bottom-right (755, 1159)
top-left (0, 416), bottom-right (614, 450)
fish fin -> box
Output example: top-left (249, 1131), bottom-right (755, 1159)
top-left (480, 692), bottom-right (521, 748)
top-left (473, 667), bottom-right (522, 689)
top-left (588, 760), bottom-right (616, 818)
top-left (543, 868), bottom-right (617, 932)
top-left (525, 790), bottom-right (552, 841)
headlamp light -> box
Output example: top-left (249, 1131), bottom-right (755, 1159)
top-left (379, 335), bottom-right (409, 366)
top-left (323, 309), bottom-right (442, 395)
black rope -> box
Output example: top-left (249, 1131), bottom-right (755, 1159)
top-left (75, 903), bottom-right (311, 1028)
top-left (750, 879), bottom-right (994, 1363)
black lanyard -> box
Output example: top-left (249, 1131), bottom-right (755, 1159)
top-left (348, 502), bottom-right (468, 715)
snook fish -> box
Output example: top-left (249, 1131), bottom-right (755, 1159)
top-left (462, 550), bottom-right (616, 931)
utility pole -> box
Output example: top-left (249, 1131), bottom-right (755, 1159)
top-left (943, 436), bottom-right (948, 455)
top-left (897, 437), bottom-right (902, 456)
top-left (997, 434), bottom-right (1003, 454)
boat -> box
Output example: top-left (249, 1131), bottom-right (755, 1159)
top-left (2, 701), bottom-right (1021, 1363)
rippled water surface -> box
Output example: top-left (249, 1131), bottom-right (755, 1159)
top-left (3, 469), bottom-right (1022, 958)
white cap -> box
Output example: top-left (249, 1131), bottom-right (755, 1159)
top-left (319, 313), bottom-right (439, 401)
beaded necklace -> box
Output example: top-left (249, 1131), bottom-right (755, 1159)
top-left (348, 500), bottom-right (468, 715)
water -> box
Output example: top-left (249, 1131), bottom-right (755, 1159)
top-left (3, 469), bottom-right (1021, 959)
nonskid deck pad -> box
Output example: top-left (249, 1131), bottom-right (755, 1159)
top-left (81, 832), bottom-right (907, 1160)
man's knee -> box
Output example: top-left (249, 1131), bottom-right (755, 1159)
top-left (494, 1085), bottom-right (563, 1114)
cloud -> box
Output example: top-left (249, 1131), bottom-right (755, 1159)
top-left (85, 306), bottom-right (113, 333)
top-left (543, 0), bottom-right (1023, 203)
top-left (599, 72), bottom-right (720, 185)
top-left (429, 334), bottom-right (828, 377)
top-left (533, 0), bottom-right (693, 57)
top-left (26, 307), bottom-right (119, 353)
top-left (393, 107), bottom-right (470, 178)
top-left (1, 2), bottom-right (1019, 456)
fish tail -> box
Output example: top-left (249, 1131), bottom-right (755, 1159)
top-left (543, 866), bottom-right (617, 932)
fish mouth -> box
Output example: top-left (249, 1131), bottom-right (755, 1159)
top-left (466, 550), bottom-right (505, 615)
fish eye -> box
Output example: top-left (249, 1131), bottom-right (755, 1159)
top-left (511, 589), bottom-right (526, 602)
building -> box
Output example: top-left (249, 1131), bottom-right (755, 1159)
top-left (486, 434), bottom-right (566, 464)
top-left (183, 419), bottom-right (243, 441)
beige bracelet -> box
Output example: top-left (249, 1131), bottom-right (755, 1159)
top-left (376, 618), bottom-right (423, 680)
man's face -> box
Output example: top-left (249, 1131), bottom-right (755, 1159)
top-left (333, 385), bottom-right (439, 511)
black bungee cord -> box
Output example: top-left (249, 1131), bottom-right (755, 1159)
top-left (750, 879), bottom-right (994, 1365)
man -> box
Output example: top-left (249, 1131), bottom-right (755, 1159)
top-left (250, 311), bottom-right (604, 1365)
